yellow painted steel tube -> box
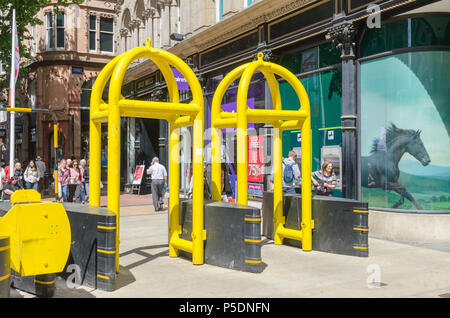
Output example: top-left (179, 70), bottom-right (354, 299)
top-left (90, 52), bottom-right (126, 207)
top-left (269, 61), bottom-right (313, 251)
top-left (53, 124), bottom-right (59, 196)
top-left (236, 59), bottom-right (262, 205)
top-left (213, 118), bottom-right (237, 129)
top-left (91, 38), bottom-right (205, 267)
top-left (272, 123), bottom-right (285, 245)
top-left (118, 100), bottom-right (199, 115)
top-left (168, 123), bottom-right (181, 258)
top-left (277, 226), bottom-right (303, 242)
top-left (172, 116), bottom-right (193, 129)
top-left (171, 237), bottom-right (193, 254)
top-left (211, 64), bottom-right (248, 202)
top-left (247, 109), bottom-right (307, 122)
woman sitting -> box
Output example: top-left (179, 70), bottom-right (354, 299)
top-left (3, 177), bottom-right (20, 201)
top-left (311, 161), bottom-right (337, 196)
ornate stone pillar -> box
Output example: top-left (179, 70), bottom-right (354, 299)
top-left (326, 20), bottom-right (359, 200)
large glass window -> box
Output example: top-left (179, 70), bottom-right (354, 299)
top-left (361, 16), bottom-right (450, 57)
top-left (100, 17), bottom-right (114, 53)
top-left (89, 15), bottom-right (97, 51)
top-left (46, 12), bottom-right (53, 50)
top-left (361, 51), bottom-right (450, 211)
top-left (280, 42), bottom-right (343, 195)
top-left (56, 13), bottom-right (65, 49)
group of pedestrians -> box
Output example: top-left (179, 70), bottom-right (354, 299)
top-left (275, 150), bottom-right (337, 196)
top-left (0, 156), bottom-right (47, 200)
top-left (57, 157), bottom-right (89, 204)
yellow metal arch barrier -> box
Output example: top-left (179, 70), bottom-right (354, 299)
top-left (90, 39), bottom-right (205, 271)
top-left (211, 53), bottom-right (313, 251)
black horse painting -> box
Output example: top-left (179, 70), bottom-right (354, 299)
top-left (361, 124), bottom-right (431, 210)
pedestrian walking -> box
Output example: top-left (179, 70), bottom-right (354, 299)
top-left (24, 160), bottom-right (40, 191)
top-left (58, 159), bottom-right (69, 202)
top-left (0, 163), bottom-right (5, 199)
top-left (147, 157), bottom-right (167, 211)
top-left (68, 160), bottom-right (82, 203)
top-left (80, 159), bottom-right (89, 204)
top-left (35, 156), bottom-right (46, 193)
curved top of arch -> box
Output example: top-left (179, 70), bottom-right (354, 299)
top-left (211, 53), bottom-right (310, 121)
top-left (91, 38), bottom-right (204, 122)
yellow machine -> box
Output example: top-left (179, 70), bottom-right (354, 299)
top-left (89, 38), bottom-right (205, 271)
top-left (0, 107), bottom-right (70, 281)
top-left (0, 190), bottom-right (71, 277)
top-left (210, 53), bottom-right (313, 250)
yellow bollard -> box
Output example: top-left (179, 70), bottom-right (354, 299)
top-left (211, 53), bottom-right (313, 251)
top-left (90, 38), bottom-right (205, 269)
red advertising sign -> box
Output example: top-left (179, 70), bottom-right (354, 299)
top-left (248, 135), bottom-right (264, 183)
top-left (133, 165), bottom-right (146, 185)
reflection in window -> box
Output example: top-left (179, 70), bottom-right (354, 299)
top-left (100, 17), bottom-right (114, 52)
top-left (46, 12), bottom-right (53, 49)
top-left (361, 16), bottom-right (450, 57)
top-left (56, 13), bottom-right (65, 49)
top-left (89, 15), bottom-right (97, 51)
top-left (361, 51), bottom-right (450, 210)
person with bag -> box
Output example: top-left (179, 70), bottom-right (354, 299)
top-left (13, 162), bottom-right (24, 189)
top-left (68, 160), bottom-right (82, 203)
top-left (24, 160), bottom-right (41, 191)
top-left (311, 161), bottom-right (337, 196)
top-left (58, 159), bottom-right (70, 202)
top-left (270, 150), bottom-right (301, 194)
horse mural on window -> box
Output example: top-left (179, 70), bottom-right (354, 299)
top-left (361, 123), bottom-right (431, 210)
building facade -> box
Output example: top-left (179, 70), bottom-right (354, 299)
top-left (116, 0), bottom-right (449, 213)
top-left (18, 0), bottom-right (118, 172)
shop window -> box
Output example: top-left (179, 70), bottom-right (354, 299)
top-left (100, 17), bottom-right (114, 53)
top-left (361, 51), bottom-right (450, 211)
top-left (280, 42), bottom-right (341, 74)
top-left (361, 16), bottom-right (450, 57)
top-left (89, 15), bottom-right (97, 51)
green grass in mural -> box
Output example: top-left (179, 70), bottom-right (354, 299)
top-left (362, 171), bottom-right (450, 210)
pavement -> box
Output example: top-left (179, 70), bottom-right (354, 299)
top-left (9, 194), bottom-right (450, 298)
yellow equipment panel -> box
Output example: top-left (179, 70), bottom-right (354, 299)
top-left (0, 190), bottom-right (71, 276)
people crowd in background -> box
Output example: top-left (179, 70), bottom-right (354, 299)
top-left (57, 157), bottom-right (89, 204)
top-left (0, 155), bottom-right (89, 203)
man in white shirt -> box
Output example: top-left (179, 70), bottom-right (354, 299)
top-left (147, 157), bottom-right (167, 211)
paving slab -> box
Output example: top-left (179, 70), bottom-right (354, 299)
top-left (10, 209), bottom-right (449, 298)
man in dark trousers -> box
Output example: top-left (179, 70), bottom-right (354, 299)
top-left (35, 156), bottom-right (46, 194)
top-left (146, 157), bottom-right (167, 211)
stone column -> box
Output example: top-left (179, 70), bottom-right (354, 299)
top-left (327, 20), bottom-right (359, 200)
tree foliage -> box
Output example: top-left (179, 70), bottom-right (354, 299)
top-left (0, 0), bottom-right (84, 104)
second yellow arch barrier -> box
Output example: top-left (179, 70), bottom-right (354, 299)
top-left (211, 53), bottom-right (313, 250)
top-left (89, 39), bottom-right (205, 271)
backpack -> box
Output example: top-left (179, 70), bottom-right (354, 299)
top-left (283, 161), bottom-right (296, 183)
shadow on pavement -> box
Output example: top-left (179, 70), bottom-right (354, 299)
top-left (119, 244), bottom-right (169, 271)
